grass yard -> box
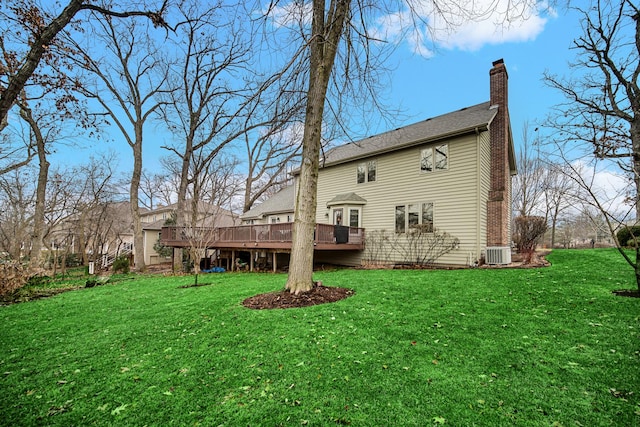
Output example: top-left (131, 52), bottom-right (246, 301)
top-left (0, 249), bottom-right (638, 426)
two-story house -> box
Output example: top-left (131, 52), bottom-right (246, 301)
top-left (240, 59), bottom-right (516, 267)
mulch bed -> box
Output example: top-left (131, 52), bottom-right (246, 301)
top-left (242, 282), bottom-right (354, 310)
top-left (612, 289), bottom-right (640, 298)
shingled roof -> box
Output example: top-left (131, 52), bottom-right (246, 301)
top-left (326, 192), bottom-right (367, 207)
top-left (319, 101), bottom-right (497, 167)
top-left (241, 186), bottom-right (296, 220)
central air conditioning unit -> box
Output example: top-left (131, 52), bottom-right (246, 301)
top-left (485, 246), bottom-right (511, 265)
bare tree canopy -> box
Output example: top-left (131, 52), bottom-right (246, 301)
top-left (0, 0), bottom-right (171, 130)
top-left (544, 0), bottom-right (639, 213)
top-left (512, 123), bottom-right (547, 218)
top-left (544, 0), bottom-right (640, 290)
top-left (61, 7), bottom-right (172, 272)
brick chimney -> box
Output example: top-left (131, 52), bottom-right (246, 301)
top-left (487, 59), bottom-right (512, 249)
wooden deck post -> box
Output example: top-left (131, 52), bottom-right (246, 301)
top-left (272, 251), bottom-right (277, 273)
top-left (231, 249), bottom-right (235, 272)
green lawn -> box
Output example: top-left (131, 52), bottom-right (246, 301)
top-left (1, 249), bottom-right (638, 426)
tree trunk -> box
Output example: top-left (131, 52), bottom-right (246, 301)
top-left (636, 246), bottom-right (640, 293)
top-left (243, 176), bottom-right (254, 214)
top-left (173, 160), bottom-right (190, 273)
top-left (285, 0), bottom-right (349, 294)
top-left (632, 119), bottom-right (640, 222)
top-left (130, 128), bottom-right (145, 272)
top-left (30, 152), bottom-right (49, 268)
top-left (19, 105), bottom-right (49, 268)
top-left (550, 217), bottom-right (556, 248)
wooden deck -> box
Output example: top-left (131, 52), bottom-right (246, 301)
top-left (159, 222), bottom-right (365, 251)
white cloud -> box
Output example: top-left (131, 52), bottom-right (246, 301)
top-left (263, 1), bottom-right (312, 29)
top-left (437, 12), bottom-right (547, 51)
top-left (572, 159), bottom-right (633, 218)
top-left (371, 0), bottom-right (552, 56)
top-left (262, 1), bottom-right (552, 56)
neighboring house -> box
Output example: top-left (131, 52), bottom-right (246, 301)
top-left (50, 200), bottom-right (239, 268)
top-left (240, 59), bottom-right (515, 267)
top-left (49, 201), bottom-right (135, 266)
top-left (142, 201), bottom-right (239, 266)
top-left (241, 186), bottom-right (296, 225)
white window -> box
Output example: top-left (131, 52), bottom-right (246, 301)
top-left (349, 208), bottom-right (360, 228)
top-left (395, 202), bottom-right (434, 233)
top-left (333, 208), bottom-right (343, 225)
top-left (395, 205), bottom-right (406, 233)
top-left (421, 144), bottom-right (448, 172)
top-left (357, 160), bottom-right (377, 183)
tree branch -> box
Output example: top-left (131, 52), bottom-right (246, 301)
top-left (0, 0), bottom-right (171, 130)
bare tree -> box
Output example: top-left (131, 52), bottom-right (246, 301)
top-left (139, 169), bottom-right (174, 210)
top-left (0, 3), bottom-right (101, 267)
top-left (544, 0), bottom-right (640, 290)
top-left (512, 123), bottom-right (547, 217)
top-left (512, 124), bottom-right (575, 248)
top-left (270, 0), bottom-right (351, 294)
top-left (160, 1), bottom-right (303, 228)
top-left (0, 169), bottom-right (34, 259)
top-left (0, 0), bottom-right (170, 130)
top-left (176, 158), bottom-right (240, 281)
top-left (242, 120), bottom-right (302, 213)
top-left (73, 155), bottom-right (122, 263)
top-left (41, 153), bottom-right (120, 271)
top-left (1, 97), bottom-right (81, 267)
top-left (542, 162), bottom-right (575, 247)
top-left (16, 104), bottom-right (51, 267)
top-left (64, 15), bottom-right (171, 271)
top-left (198, 156), bottom-right (243, 214)
top-left (159, 3), bottom-right (249, 228)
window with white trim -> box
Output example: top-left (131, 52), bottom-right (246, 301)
top-left (395, 205), bottom-right (406, 233)
top-left (421, 144), bottom-right (448, 172)
top-left (395, 202), bottom-right (434, 233)
top-left (349, 208), bottom-right (360, 228)
top-left (357, 160), bottom-right (376, 183)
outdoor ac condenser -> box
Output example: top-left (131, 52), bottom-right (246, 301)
top-left (485, 247), bottom-right (511, 265)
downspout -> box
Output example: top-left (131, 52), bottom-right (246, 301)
top-left (475, 127), bottom-right (482, 265)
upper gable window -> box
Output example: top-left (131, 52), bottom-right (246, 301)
top-left (421, 144), bottom-right (448, 172)
top-left (357, 160), bottom-right (376, 183)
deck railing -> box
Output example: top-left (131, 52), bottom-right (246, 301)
top-left (160, 222), bottom-right (364, 247)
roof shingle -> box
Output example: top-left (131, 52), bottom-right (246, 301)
top-left (240, 186), bottom-right (296, 220)
top-left (320, 101), bottom-right (496, 167)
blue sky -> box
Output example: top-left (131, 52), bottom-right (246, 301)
top-left (61, 2), bottom-right (583, 174)
top-left (378, 4), bottom-right (581, 151)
